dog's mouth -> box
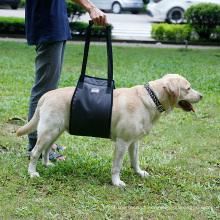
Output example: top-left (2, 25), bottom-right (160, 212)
top-left (178, 100), bottom-right (195, 112)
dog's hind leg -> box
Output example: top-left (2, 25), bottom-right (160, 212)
top-left (111, 138), bottom-right (131, 187)
top-left (28, 138), bottom-right (48, 178)
top-left (41, 130), bottom-right (64, 167)
top-left (42, 146), bottom-right (54, 167)
top-left (28, 128), bottom-right (62, 178)
top-left (128, 141), bottom-right (149, 178)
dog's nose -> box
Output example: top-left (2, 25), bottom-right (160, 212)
top-left (199, 93), bottom-right (203, 100)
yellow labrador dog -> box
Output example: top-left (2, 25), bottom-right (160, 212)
top-left (17, 74), bottom-right (203, 186)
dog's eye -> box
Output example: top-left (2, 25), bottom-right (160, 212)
top-left (187, 87), bottom-right (191, 91)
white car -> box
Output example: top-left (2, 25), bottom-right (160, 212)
top-left (147, 0), bottom-right (220, 24)
top-left (90, 0), bottom-right (143, 14)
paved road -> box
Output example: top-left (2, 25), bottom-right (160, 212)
top-left (73, 13), bottom-right (158, 41)
top-left (0, 6), bottom-right (25, 18)
top-left (0, 7), bottom-right (160, 41)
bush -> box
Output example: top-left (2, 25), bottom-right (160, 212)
top-left (151, 23), bottom-right (193, 41)
top-left (213, 26), bottom-right (220, 40)
top-left (184, 3), bottom-right (220, 40)
top-left (141, 4), bottom-right (146, 13)
top-left (19, 0), bottom-right (87, 21)
top-left (0, 17), bottom-right (25, 34)
top-left (0, 17), bottom-right (111, 38)
top-left (19, 0), bottom-right (25, 7)
top-left (69, 22), bottom-right (111, 37)
top-left (143, 0), bottom-right (149, 4)
top-left (66, 0), bottom-right (86, 21)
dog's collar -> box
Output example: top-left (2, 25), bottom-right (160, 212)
top-left (145, 84), bottom-right (165, 113)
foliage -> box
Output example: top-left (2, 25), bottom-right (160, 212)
top-left (0, 41), bottom-right (220, 219)
top-left (142, 0), bottom-right (149, 12)
top-left (185, 3), bottom-right (220, 40)
top-left (19, 0), bottom-right (86, 21)
top-left (151, 23), bottom-right (194, 41)
top-left (214, 26), bottom-right (220, 40)
top-left (19, 0), bottom-right (25, 7)
top-left (0, 17), bottom-right (110, 38)
top-left (69, 21), bottom-right (111, 37)
top-left (141, 4), bottom-right (147, 12)
top-left (66, 0), bottom-right (86, 21)
top-left (143, 0), bottom-right (149, 4)
top-left (0, 17), bottom-right (25, 35)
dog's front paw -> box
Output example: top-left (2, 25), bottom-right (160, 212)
top-left (137, 170), bottom-right (149, 178)
top-left (29, 172), bottom-right (40, 178)
top-left (112, 179), bottom-right (126, 187)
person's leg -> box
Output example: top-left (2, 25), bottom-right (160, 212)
top-left (27, 41), bottom-right (66, 156)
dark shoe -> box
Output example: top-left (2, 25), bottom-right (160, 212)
top-left (27, 148), bottom-right (62, 162)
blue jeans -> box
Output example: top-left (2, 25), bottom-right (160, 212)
top-left (28, 41), bottom-right (66, 154)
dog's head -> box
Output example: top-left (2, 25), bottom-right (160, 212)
top-left (162, 74), bottom-right (203, 112)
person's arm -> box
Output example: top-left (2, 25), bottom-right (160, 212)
top-left (71, 0), bottom-right (108, 27)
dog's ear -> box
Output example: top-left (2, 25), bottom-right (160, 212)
top-left (163, 78), bottom-right (180, 100)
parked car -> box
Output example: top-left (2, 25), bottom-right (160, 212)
top-left (0, 0), bottom-right (21, 9)
top-left (146, 0), bottom-right (220, 24)
top-left (90, 0), bottom-right (143, 14)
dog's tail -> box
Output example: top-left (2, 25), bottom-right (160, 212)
top-left (16, 105), bottom-right (40, 137)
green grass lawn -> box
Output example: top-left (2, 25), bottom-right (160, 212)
top-left (0, 41), bottom-right (219, 219)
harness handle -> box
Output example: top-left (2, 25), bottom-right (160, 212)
top-left (80, 20), bottom-right (113, 88)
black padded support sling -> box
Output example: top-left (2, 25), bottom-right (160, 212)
top-left (69, 21), bottom-right (115, 138)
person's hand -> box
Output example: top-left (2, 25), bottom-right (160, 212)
top-left (88, 6), bottom-right (108, 27)
top-left (72, 0), bottom-right (108, 27)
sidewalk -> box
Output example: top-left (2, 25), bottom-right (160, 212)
top-left (1, 37), bottom-right (220, 49)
